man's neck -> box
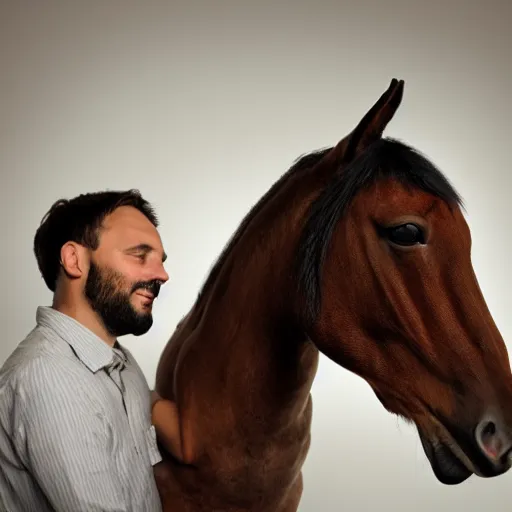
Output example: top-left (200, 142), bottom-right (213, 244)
top-left (52, 295), bottom-right (116, 347)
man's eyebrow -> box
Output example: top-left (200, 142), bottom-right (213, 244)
top-left (126, 243), bottom-right (167, 262)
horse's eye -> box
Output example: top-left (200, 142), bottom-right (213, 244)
top-left (387, 223), bottom-right (425, 246)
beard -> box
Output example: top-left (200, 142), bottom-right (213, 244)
top-left (84, 260), bottom-right (161, 338)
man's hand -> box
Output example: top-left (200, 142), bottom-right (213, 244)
top-left (150, 393), bottom-right (188, 463)
top-left (150, 390), bottom-right (163, 410)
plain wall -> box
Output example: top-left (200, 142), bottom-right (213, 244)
top-left (1, 1), bottom-right (511, 510)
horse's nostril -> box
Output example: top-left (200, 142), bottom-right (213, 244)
top-left (482, 421), bottom-right (496, 438)
top-left (475, 416), bottom-right (512, 468)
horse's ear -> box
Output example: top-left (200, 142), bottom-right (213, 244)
top-left (323, 79), bottom-right (404, 167)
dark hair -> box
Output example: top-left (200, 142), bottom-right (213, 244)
top-left (33, 189), bottom-right (159, 292)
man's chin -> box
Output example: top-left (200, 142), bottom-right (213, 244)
top-left (130, 314), bottom-right (154, 336)
top-left (108, 311), bottom-right (153, 338)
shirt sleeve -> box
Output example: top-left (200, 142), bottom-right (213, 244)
top-left (14, 356), bottom-right (131, 512)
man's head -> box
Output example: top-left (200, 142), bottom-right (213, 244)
top-left (34, 189), bottom-right (169, 338)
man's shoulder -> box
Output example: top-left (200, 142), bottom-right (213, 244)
top-left (0, 325), bottom-right (82, 399)
top-left (1, 325), bottom-right (47, 382)
top-left (0, 348), bottom-right (103, 433)
top-left (0, 328), bottom-right (58, 422)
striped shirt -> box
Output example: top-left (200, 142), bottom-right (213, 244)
top-left (0, 306), bottom-right (163, 512)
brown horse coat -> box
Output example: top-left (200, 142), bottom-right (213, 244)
top-left (153, 79), bottom-right (512, 511)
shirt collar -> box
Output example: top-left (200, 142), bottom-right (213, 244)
top-left (36, 306), bottom-right (128, 373)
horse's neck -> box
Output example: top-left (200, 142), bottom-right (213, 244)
top-left (168, 170), bottom-right (325, 435)
top-left (174, 258), bottom-right (317, 432)
top-left (179, 290), bottom-right (319, 426)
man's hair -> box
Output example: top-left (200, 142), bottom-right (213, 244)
top-left (33, 189), bottom-right (159, 292)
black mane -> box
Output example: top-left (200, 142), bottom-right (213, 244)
top-left (296, 137), bottom-right (464, 324)
top-left (195, 136), bottom-right (463, 325)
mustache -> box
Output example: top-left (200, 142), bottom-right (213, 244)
top-left (131, 280), bottom-right (161, 298)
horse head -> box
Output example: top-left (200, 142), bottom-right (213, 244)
top-left (296, 79), bottom-right (512, 485)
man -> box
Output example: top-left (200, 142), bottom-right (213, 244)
top-left (0, 189), bottom-right (180, 511)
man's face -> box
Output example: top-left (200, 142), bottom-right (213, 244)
top-left (84, 206), bottom-right (169, 338)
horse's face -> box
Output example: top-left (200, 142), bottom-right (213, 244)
top-left (315, 176), bottom-right (512, 485)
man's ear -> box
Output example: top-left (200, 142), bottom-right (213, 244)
top-left (60, 242), bottom-right (89, 280)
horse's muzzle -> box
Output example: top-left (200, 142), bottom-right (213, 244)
top-left (473, 413), bottom-right (512, 477)
top-left (419, 409), bottom-right (512, 485)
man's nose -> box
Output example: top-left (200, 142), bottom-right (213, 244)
top-left (154, 263), bottom-right (169, 284)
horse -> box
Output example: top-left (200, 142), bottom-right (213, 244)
top-left (153, 79), bottom-right (512, 511)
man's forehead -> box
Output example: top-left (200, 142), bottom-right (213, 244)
top-left (100, 206), bottom-right (164, 251)
top-left (104, 205), bottom-right (151, 229)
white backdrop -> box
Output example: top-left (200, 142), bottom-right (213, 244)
top-left (1, 1), bottom-right (511, 510)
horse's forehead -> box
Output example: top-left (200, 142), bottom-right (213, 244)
top-left (355, 178), bottom-right (438, 212)
top-left (349, 179), bottom-right (466, 234)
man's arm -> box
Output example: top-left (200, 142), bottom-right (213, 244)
top-left (150, 391), bottom-right (185, 462)
top-left (15, 357), bottom-right (130, 512)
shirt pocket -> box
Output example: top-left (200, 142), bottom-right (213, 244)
top-left (145, 424), bottom-right (162, 466)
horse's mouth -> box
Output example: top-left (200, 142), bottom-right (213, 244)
top-left (419, 433), bottom-right (473, 485)
top-left (417, 410), bottom-right (512, 485)
top-left (416, 411), bottom-right (480, 485)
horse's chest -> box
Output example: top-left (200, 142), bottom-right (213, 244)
top-left (206, 398), bottom-right (313, 502)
